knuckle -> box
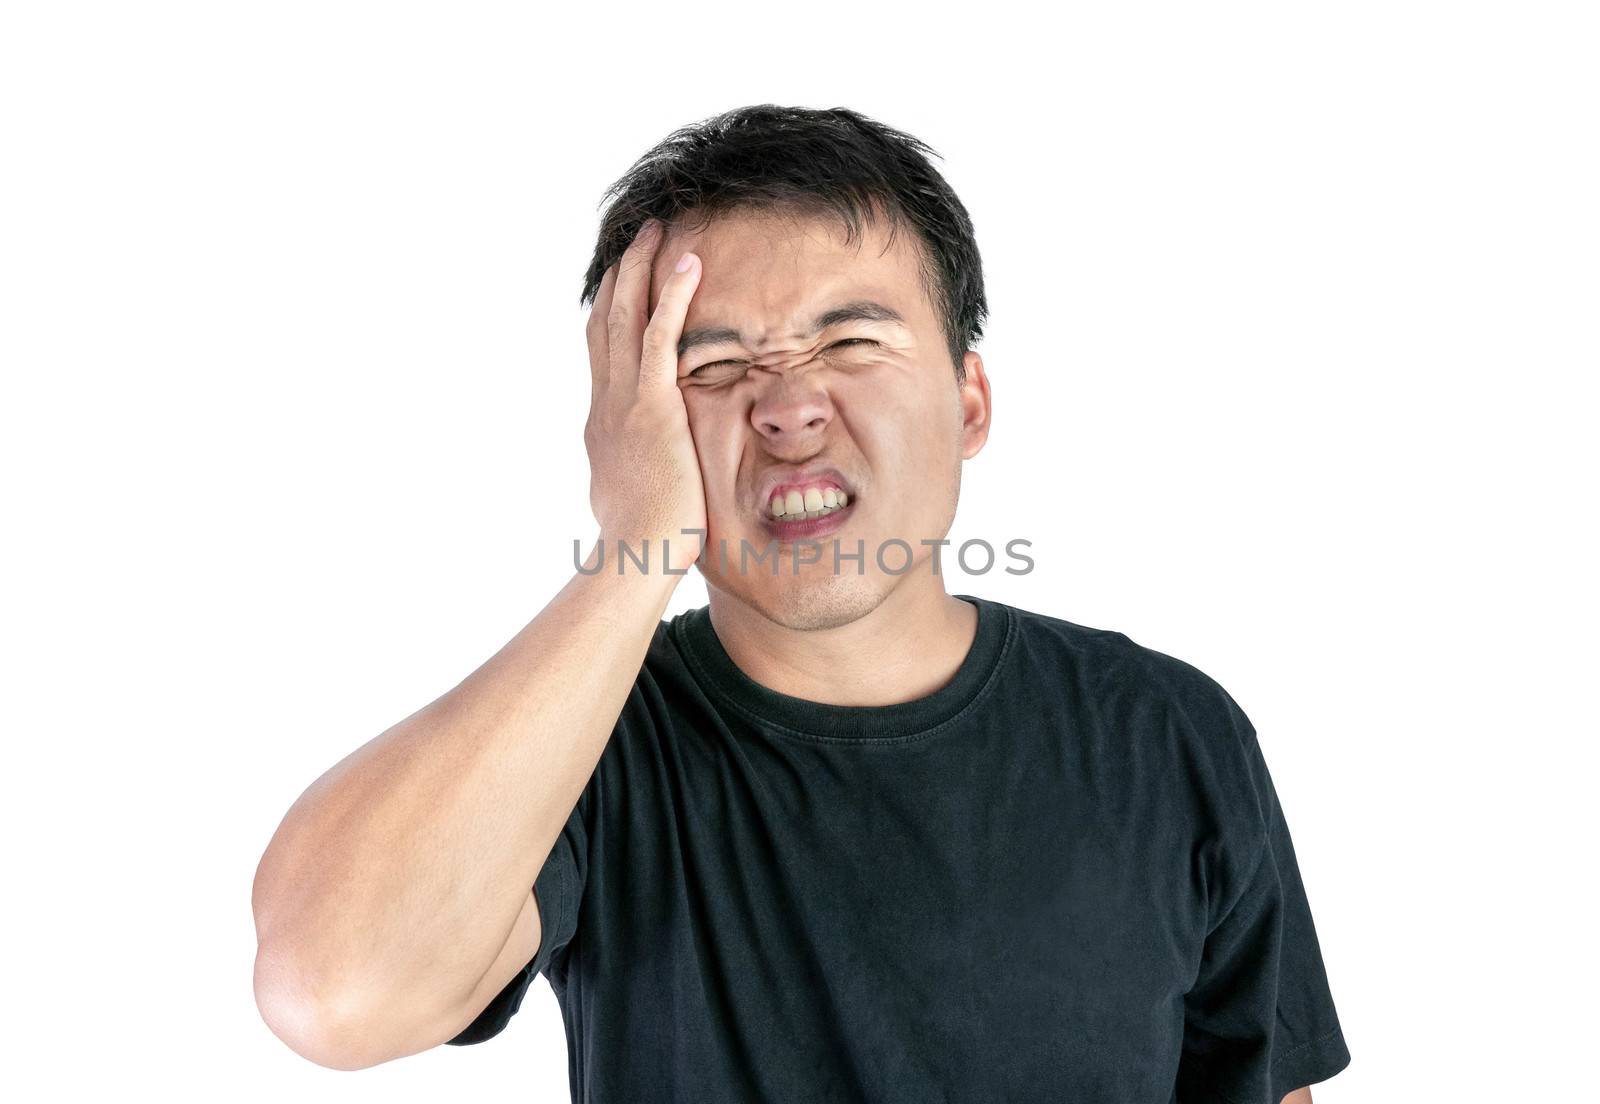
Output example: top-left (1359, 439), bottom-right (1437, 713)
top-left (640, 317), bottom-right (676, 355)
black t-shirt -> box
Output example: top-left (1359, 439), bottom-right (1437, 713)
top-left (447, 593), bottom-right (1351, 1102)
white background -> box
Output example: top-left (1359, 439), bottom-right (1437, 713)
top-left (3, 2), bottom-right (1595, 1100)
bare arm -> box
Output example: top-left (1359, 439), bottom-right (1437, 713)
top-left (251, 563), bottom-right (676, 1069)
top-left (1282, 1088), bottom-right (1313, 1104)
top-left (251, 217), bottom-right (707, 1070)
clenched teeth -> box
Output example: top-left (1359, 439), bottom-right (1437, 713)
top-left (770, 486), bottom-right (849, 519)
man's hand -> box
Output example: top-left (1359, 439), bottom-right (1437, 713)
top-left (584, 218), bottom-right (707, 574)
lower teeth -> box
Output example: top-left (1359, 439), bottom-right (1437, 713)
top-left (778, 503), bottom-right (846, 521)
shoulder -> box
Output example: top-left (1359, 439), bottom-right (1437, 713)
top-left (998, 597), bottom-right (1267, 818)
top-left (999, 597), bottom-right (1252, 729)
top-left (1105, 629), bottom-right (1257, 746)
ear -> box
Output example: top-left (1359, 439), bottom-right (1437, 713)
top-left (957, 350), bottom-right (991, 459)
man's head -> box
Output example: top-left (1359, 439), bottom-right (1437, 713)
top-left (581, 105), bottom-right (992, 630)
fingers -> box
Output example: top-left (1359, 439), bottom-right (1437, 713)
top-left (587, 262), bottom-right (618, 396)
top-left (639, 248), bottom-right (700, 391)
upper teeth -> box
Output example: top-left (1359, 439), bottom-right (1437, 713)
top-left (770, 485), bottom-right (849, 518)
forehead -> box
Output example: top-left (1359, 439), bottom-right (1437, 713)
top-left (648, 209), bottom-right (933, 343)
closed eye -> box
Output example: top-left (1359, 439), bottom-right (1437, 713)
top-left (687, 338), bottom-right (880, 378)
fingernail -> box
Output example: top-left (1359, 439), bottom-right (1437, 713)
top-left (674, 251), bottom-right (694, 273)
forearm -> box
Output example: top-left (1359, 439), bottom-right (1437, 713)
top-left (251, 541), bottom-right (677, 1033)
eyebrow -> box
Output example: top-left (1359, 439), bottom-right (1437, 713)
top-left (677, 300), bottom-right (907, 358)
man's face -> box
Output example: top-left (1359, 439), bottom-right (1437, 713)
top-left (648, 208), bottom-right (990, 631)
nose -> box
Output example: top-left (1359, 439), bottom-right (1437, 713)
top-left (749, 371), bottom-right (834, 446)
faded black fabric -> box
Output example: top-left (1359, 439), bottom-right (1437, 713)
top-left (447, 594), bottom-right (1350, 1102)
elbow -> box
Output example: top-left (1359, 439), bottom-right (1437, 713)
top-left (253, 944), bottom-right (387, 1072)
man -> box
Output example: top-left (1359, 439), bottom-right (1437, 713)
top-left (252, 104), bottom-right (1351, 1102)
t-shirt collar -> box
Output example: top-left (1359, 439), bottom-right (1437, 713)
top-left (673, 593), bottom-right (1011, 742)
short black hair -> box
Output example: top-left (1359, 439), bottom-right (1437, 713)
top-left (579, 104), bottom-right (987, 383)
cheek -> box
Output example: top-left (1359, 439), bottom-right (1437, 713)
top-left (844, 375), bottom-right (954, 460)
top-left (681, 391), bottom-right (734, 439)
top-left (851, 385), bottom-right (964, 519)
top-left (681, 397), bottom-right (745, 501)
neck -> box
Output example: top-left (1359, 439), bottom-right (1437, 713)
top-left (704, 569), bottom-right (979, 708)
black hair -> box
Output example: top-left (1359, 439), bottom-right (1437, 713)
top-left (579, 104), bottom-right (987, 383)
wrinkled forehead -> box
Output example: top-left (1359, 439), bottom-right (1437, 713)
top-left (648, 209), bottom-right (932, 342)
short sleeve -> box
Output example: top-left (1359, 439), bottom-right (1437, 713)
top-left (1177, 730), bottom-right (1351, 1102)
top-left (444, 792), bottom-right (589, 1046)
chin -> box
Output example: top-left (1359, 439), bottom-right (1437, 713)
top-left (715, 564), bottom-right (885, 632)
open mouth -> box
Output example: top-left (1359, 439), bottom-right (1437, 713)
top-left (759, 481), bottom-right (857, 542)
top-left (767, 484), bottom-right (850, 521)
